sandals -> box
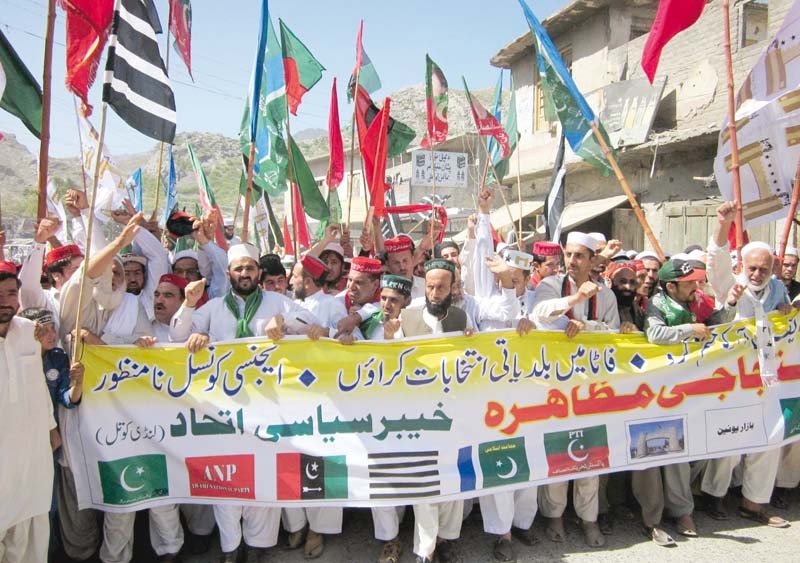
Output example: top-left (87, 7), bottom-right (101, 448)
top-left (492, 537), bottom-right (517, 562)
top-left (378, 537), bottom-right (403, 563)
top-left (739, 506), bottom-right (790, 528)
top-left (675, 514), bottom-right (698, 537)
top-left (545, 517), bottom-right (565, 542)
top-left (642, 525), bottom-right (676, 547)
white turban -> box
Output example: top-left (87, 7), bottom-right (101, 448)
top-left (227, 243), bottom-right (259, 266)
top-left (566, 231), bottom-right (599, 253)
top-left (785, 246), bottom-right (799, 258)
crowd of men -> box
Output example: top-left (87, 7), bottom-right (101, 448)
top-left (2, 187), bottom-right (800, 563)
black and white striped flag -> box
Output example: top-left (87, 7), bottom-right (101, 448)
top-left (543, 134), bottom-right (566, 243)
top-left (367, 451), bottom-right (440, 500)
top-left (103, 0), bottom-right (175, 143)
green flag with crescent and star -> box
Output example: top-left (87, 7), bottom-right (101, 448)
top-left (98, 454), bottom-right (169, 505)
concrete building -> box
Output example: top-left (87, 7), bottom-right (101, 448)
top-left (491, 0), bottom-right (796, 252)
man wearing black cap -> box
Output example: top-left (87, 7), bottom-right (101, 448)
top-left (363, 275), bottom-right (413, 341)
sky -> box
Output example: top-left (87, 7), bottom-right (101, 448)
top-left (0, 0), bottom-right (568, 158)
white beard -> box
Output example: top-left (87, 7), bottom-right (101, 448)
top-left (738, 272), bottom-right (770, 292)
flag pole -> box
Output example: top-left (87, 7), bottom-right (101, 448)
top-left (285, 125), bottom-right (299, 259)
top-left (475, 134), bottom-right (521, 245)
top-left (72, 96), bottom-right (89, 193)
top-left (151, 1), bottom-right (173, 221)
top-left (590, 121), bottom-right (665, 262)
top-left (345, 43), bottom-right (363, 231)
top-left (242, 142), bottom-right (255, 243)
top-left (71, 102), bottom-right (109, 360)
top-left (515, 139), bottom-right (523, 250)
top-left (429, 143), bottom-right (437, 248)
top-left (36, 0), bottom-right (57, 221)
top-left (232, 193), bottom-right (242, 226)
top-left (778, 158), bottom-right (800, 261)
top-left (722, 0), bottom-right (744, 264)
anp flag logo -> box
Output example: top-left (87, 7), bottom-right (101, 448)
top-left (98, 454), bottom-right (168, 505)
top-left (276, 453), bottom-right (348, 500)
top-left (185, 454), bottom-right (255, 500)
top-left (478, 438), bottom-right (530, 488)
top-left (781, 397), bottom-right (800, 439)
top-left (543, 425), bottom-right (609, 477)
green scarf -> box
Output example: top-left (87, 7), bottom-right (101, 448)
top-left (224, 289), bottom-right (263, 338)
top-left (652, 292), bottom-right (694, 327)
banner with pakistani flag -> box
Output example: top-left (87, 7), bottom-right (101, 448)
top-left (0, 29), bottom-right (42, 138)
top-left (517, 0), bottom-right (612, 175)
top-left (66, 311), bottom-right (800, 510)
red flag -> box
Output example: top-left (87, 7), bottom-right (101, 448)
top-left (291, 183), bottom-right (311, 249)
top-left (282, 216), bottom-right (293, 254)
top-left (61, 0), bottom-right (114, 116)
top-left (641, 0), bottom-right (706, 83)
top-left (463, 79), bottom-right (510, 158)
top-left (360, 97), bottom-right (391, 218)
top-left (169, 0), bottom-right (193, 79)
top-left (384, 204), bottom-right (449, 243)
top-left (326, 78), bottom-right (344, 190)
top-left (727, 222), bottom-right (749, 250)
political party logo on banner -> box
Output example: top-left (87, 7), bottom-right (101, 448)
top-left (544, 425), bottom-right (609, 477)
top-left (98, 454), bottom-right (168, 505)
top-left (478, 438), bottom-right (530, 488)
top-left (626, 417), bottom-right (687, 463)
top-left (276, 453), bottom-right (348, 500)
top-left (185, 454), bottom-right (255, 500)
top-left (781, 397), bottom-right (800, 439)
top-left (367, 451), bottom-right (440, 499)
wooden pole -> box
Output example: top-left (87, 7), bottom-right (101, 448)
top-left (778, 158), bottom-right (800, 260)
top-left (36, 0), bottom-right (57, 221)
top-left (590, 121), bottom-right (665, 262)
top-left (285, 127), bottom-right (299, 259)
top-left (429, 144), bottom-right (437, 247)
top-left (242, 142), bottom-right (255, 243)
top-left (515, 141), bottom-right (523, 250)
top-left (71, 103), bottom-right (109, 359)
top-left (722, 0), bottom-right (745, 264)
top-left (345, 60), bottom-right (363, 230)
top-left (72, 96), bottom-right (89, 193)
top-left (151, 1), bottom-right (173, 221)
top-left (232, 193), bottom-right (242, 226)
top-left (476, 134), bottom-right (520, 244)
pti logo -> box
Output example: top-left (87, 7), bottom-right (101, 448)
top-left (543, 425), bottom-right (609, 477)
top-left (185, 454), bottom-right (255, 500)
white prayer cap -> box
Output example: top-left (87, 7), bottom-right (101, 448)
top-left (785, 246), bottom-right (799, 258)
top-left (227, 243), bottom-right (259, 266)
top-left (588, 232), bottom-right (607, 245)
top-left (172, 250), bottom-right (199, 264)
top-left (496, 241), bottom-right (509, 255)
top-left (635, 250), bottom-right (660, 262)
top-left (687, 249), bottom-right (707, 262)
top-left (741, 241), bottom-right (773, 261)
top-left (501, 248), bottom-right (533, 271)
top-left (566, 231), bottom-right (599, 253)
top-left (321, 242), bottom-right (345, 258)
top-left (223, 216), bottom-right (235, 227)
top-left (625, 250), bottom-right (637, 259)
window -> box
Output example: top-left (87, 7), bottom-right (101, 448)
top-left (534, 46), bottom-right (572, 132)
top-left (742, 0), bottom-right (769, 48)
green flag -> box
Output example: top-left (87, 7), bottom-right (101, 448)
top-left (279, 19), bottom-right (325, 116)
top-left (316, 190), bottom-right (342, 239)
top-left (98, 454), bottom-right (169, 505)
top-left (240, 102), bottom-right (288, 198)
top-left (187, 144), bottom-right (217, 208)
top-left (0, 29), bottom-right (42, 138)
top-left (288, 135), bottom-right (329, 221)
top-left (478, 438), bottom-right (530, 488)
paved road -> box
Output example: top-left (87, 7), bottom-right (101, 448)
top-left (57, 488), bottom-right (800, 562)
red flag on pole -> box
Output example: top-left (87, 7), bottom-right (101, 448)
top-left (282, 216), bottom-right (293, 254)
top-left (291, 182), bottom-right (311, 249)
top-left (61, 0), bottom-right (114, 115)
top-left (326, 78), bottom-right (344, 190)
top-left (169, 0), bottom-right (193, 79)
top-left (641, 0), bottom-right (706, 83)
top-left (360, 97), bottom-right (391, 217)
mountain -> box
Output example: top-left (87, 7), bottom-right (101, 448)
top-left (0, 84), bottom-right (509, 226)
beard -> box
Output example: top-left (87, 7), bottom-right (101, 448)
top-left (612, 286), bottom-right (636, 307)
top-left (0, 307), bottom-right (15, 323)
top-left (126, 284), bottom-right (142, 295)
top-left (294, 284), bottom-right (307, 301)
top-left (232, 276), bottom-right (259, 296)
top-left (425, 292), bottom-right (453, 319)
top-left (737, 271), bottom-right (770, 292)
